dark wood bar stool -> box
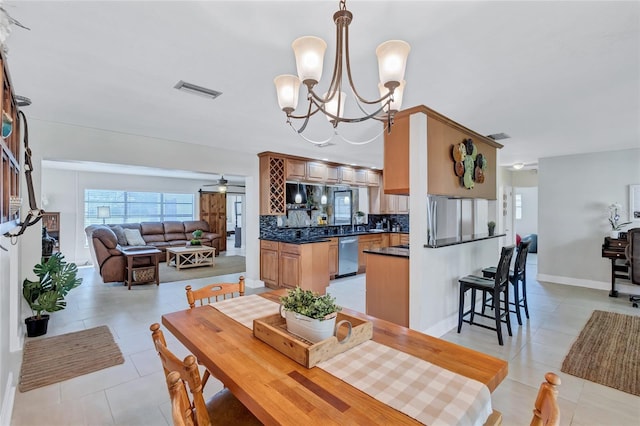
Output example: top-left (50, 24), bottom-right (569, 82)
top-left (457, 245), bottom-right (515, 345)
top-left (481, 239), bottom-right (531, 325)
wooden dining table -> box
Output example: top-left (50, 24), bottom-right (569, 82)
top-left (161, 290), bottom-right (508, 425)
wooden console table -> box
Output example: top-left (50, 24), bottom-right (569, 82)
top-left (601, 236), bottom-right (629, 297)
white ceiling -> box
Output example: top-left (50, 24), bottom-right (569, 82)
top-left (3, 1), bottom-right (639, 173)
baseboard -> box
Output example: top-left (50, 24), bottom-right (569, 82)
top-left (245, 278), bottom-right (265, 289)
top-left (0, 372), bottom-right (15, 426)
top-left (536, 273), bottom-right (639, 296)
top-left (423, 313), bottom-right (458, 338)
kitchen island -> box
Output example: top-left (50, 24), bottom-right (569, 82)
top-left (364, 246), bottom-right (410, 326)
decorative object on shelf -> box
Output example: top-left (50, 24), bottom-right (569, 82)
top-left (96, 205), bottom-right (110, 224)
top-left (273, 0), bottom-right (410, 146)
top-left (608, 202), bottom-right (631, 238)
top-left (488, 221), bottom-right (496, 236)
top-left (1, 109), bottom-right (12, 138)
top-left (280, 287), bottom-right (343, 343)
top-left (451, 138), bottom-right (487, 189)
top-left (22, 252), bottom-right (82, 337)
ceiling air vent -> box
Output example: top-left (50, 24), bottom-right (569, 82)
top-left (174, 80), bottom-right (222, 100)
top-left (486, 132), bottom-right (511, 141)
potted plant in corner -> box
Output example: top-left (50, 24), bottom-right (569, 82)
top-left (280, 287), bottom-right (341, 343)
top-left (488, 221), bottom-right (496, 236)
top-left (23, 252), bottom-right (83, 337)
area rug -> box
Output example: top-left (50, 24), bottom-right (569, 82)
top-left (19, 325), bottom-right (124, 392)
top-left (561, 310), bottom-right (640, 396)
top-left (159, 255), bottom-right (245, 283)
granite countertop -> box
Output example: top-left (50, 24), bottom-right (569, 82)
top-left (424, 233), bottom-right (506, 248)
top-left (363, 246), bottom-right (409, 258)
top-left (260, 230), bottom-right (408, 244)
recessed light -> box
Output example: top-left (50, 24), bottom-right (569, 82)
top-left (322, 158), bottom-right (329, 161)
top-left (513, 163), bottom-right (525, 170)
top-left (350, 163), bottom-right (357, 166)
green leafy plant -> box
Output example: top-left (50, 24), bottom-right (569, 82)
top-left (488, 221), bottom-right (496, 229)
top-left (192, 229), bottom-right (204, 239)
top-left (280, 287), bottom-right (341, 320)
top-left (355, 211), bottom-right (365, 217)
top-left (23, 252), bottom-right (82, 319)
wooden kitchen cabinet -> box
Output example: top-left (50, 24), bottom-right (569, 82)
top-left (259, 153), bottom-right (286, 215)
top-left (357, 234), bottom-right (383, 273)
top-left (286, 158), bottom-right (306, 180)
top-left (260, 240), bottom-right (330, 293)
top-left (400, 233), bottom-right (409, 245)
top-left (260, 240), bottom-right (279, 288)
top-left (354, 169), bottom-right (367, 186)
top-left (328, 237), bottom-right (338, 279)
top-left (339, 166), bottom-right (355, 184)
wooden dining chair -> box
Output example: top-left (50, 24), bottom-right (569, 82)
top-left (150, 323), bottom-right (261, 426)
top-left (185, 276), bottom-right (246, 387)
top-left (531, 372), bottom-right (561, 426)
top-left (167, 371), bottom-right (194, 426)
top-left (186, 275), bottom-right (246, 308)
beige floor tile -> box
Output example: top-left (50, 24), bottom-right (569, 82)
top-left (12, 258), bottom-right (640, 425)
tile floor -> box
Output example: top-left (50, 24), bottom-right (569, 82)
top-left (10, 253), bottom-right (640, 425)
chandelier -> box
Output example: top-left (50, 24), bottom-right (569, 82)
top-left (274, 0), bottom-right (410, 145)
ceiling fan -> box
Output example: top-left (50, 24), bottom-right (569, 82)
top-left (202, 175), bottom-right (245, 193)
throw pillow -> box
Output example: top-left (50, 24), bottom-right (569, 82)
top-left (111, 225), bottom-right (128, 246)
top-left (123, 228), bottom-right (147, 246)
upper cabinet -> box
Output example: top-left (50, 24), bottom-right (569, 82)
top-left (259, 153), bottom-right (287, 215)
top-left (306, 161), bottom-right (339, 184)
top-left (286, 158), bottom-right (306, 181)
top-left (259, 152), bottom-right (381, 215)
top-left (382, 105), bottom-right (502, 200)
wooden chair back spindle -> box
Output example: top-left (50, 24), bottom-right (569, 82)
top-left (167, 371), bottom-right (195, 426)
top-left (530, 372), bottom-right (561, 426)
top-left (150, 323), bottom-right (210, 426)
top-left (186, 276), bottom-right (246, 308)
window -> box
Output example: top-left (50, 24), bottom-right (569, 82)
top-left (84, 190), bottom-right (194, 228)
top-left (515, 193), bottom-right (522, 220)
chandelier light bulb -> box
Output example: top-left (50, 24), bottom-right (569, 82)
top-left (379, 80), bottom-right (406, 112)
top-left (376, 40), bottom-right (411, 86)
top-left (292, 36), bottom-right (327, 86)
top-left (324, 91), bottom-right (346, 122)
top-left (274, 74), bottom-right (301, 112)
top-left (321, 194), bottom-right (327, 205)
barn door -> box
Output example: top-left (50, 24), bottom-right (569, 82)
top-left (200, 192), bottom-right (227, 253)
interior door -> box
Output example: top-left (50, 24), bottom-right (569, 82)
top-left (200, 192), bottom-right (227, 252)
top-left (503, 186), bottom-right (514, 244)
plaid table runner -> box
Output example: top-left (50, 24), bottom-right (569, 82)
top-left (318, 339), bottom-right (492, 426)
top-left (210, 294), bottom-right (280, 329)
top-left (210, 296), bottom-right (492, 425)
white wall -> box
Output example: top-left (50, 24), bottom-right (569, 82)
top-left (538, 148), bottom-right (640, 292)
top-left (515, 187), bottom-right (538, 237)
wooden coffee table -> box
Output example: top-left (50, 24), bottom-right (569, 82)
top-left (166, 246), bottom-right (216, 270)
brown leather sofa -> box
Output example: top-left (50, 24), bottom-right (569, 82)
top-left (85, 220), bottom-right (221, 283)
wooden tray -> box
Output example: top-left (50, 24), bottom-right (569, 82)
top-left (253, 312), bottom-right (373, 368)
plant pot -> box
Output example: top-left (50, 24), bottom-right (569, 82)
top-left (610, 230), bottom-right (620, 239)
top-left (488, 228), bottom-right (495, 236)
top-left (283, 310), bottom-right (337, 343)
top-left (25, 315), bottom-right (50, 337)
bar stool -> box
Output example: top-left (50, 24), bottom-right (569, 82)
top-left (481, 239), bottom-right (531, 325)
top-left (458, 245), bottom-right (515, 345)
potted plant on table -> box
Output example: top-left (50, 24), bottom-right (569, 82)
top-left (608, 203), bottom-right (631, 239)
top-left (190, 229), bottom-right (203, 246)
top-left (280, 287), bottom-right (342, 343)
top-left (487, 221), bottom-right (496, 236)
top-left (23, 252), bottom-right (82, 337)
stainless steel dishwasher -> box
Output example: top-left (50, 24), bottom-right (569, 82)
top-left (338, 236), bottom-right (358, 277)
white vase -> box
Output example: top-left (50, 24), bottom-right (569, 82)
top-left (610, 230), bottom-right (620, 239)
top-left (283, 310), bottom-right (337, 343)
